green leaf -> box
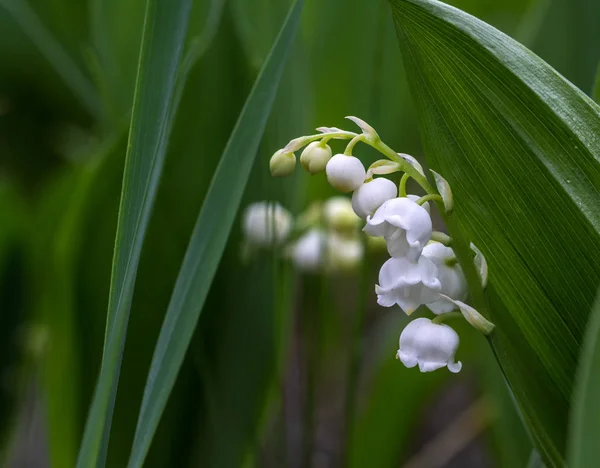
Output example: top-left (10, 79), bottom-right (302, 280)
top-left (126, 1), bottom-right (304, 466)
top-left (75, 0), bottom-right (192, 465)
top-left (389, 0), bottom-right (600, 465)
top-left (568, 292), bottom-right (600, 468)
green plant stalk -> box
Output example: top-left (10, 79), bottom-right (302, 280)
top-left (342, 236), bottom-right (370, 466)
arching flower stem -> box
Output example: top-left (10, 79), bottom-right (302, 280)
top-left (432, 311), bottom-right (463, 325)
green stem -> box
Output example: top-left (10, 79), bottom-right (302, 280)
top-left (398, 173), bottom-right (410, 197)
top-left (432, 311), bottom-right (463, 324)
top-left (342, 236), bottom-right (370, 466)
top-left (366, 139), bottom-right (434, 194)
top-left (344, 134), bottom-right (365, 155)
top-left (417, 194), bottom-right (443, 205)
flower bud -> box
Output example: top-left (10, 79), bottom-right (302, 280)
top-left (351, 178), bottom-right (397, 219)
top-left (325, 154), bottom-right (366, 193)
top-left (323, 196), bottom-right (360, 233)
top-left (397, 318), bottom-right (462, 373)
top-left (269, 149), bottom-right (296, 177)
top-left (242, 202), bottom-right (293, 246)
top-left (300, 141), bottom-right (332, 174)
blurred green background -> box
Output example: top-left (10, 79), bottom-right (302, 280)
top-left (0, 0), bottom-right (596, 466)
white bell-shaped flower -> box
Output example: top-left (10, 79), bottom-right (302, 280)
top-left (375, 256), bottom-right (441, 314)
top-left (397, 317), bottom-right (462, 373)
top-left (243, 202), bottom-right (293, 246)
top-left (422, 242), bottom-right (468, 314)
top-left (351, 177), bottom-right (397, 219)
top-left (300, 141), bottom-right (332, 174)
top-left (364, 197), bottom-right (432, 261)
top-left (289, 229), bottom-right (325, 271)
top-left (323, 197), bottom-right (360, 232)
top-left (325, 154), bottom-right (366, 193)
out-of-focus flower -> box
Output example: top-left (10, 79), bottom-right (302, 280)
top-left (422, 242), bottom-right (468, 314)
top-left (375, 256), bottom-right (440, 314)
top-left (364, 197), bottom-right (432, 261)
top-left (289, 229), bottom-right (325, 271)
top-left (242, 202), bottom-right (293, 246)
top-left (323, 196), bottom-right (360, 233)
top-left (327, 233), bottom-right (364, 272)
top-left (300, 141), bottom-right (333, 174)
top-left (351, 177), bottom-right (398, 219)
top-left (397, 317), bottom-right (462, 373)
top-left (269, 149), bottom-right (296, 177)
top-left (325, 154), bottom-right (366, 192)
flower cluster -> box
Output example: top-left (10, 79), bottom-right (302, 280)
top-left (267, 116), bottom-right (495, 373)
top-left (241, 198), bottom-right (384, 274)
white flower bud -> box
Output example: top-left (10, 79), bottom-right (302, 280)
top-left (397, 317), bottom-right (462, 373)
top-left (289, 229), bottom-right (325, 271)
top-left (351, 178), bottom-right (397, 219)
top-left (269, 149), bottom-right (296, 177)
top-left (364, 197), bottom-right (432, 261)
top-left (422, 242), bottom-right (468, 314)
top-left (325, 154), bottom-right (366, 193)
top-left (242, 202), bottom-right (293, 246)
top-left (323, 196), bottom-right (360, 232)
top-left (375, 256), bottom-right (441, 315)
top-left (300, 141), bottom-right (332, 174)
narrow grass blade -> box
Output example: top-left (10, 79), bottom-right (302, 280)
top-left (0, 0), bottom-right (101, 118)
top-left (127, 1), bottom-right (304, 466)
top-left (389, 0), bottom-right (600, 464)
top-left (75, 0), bottom-right (192, 466)
top-left (568, 292), bottom-right (600, 468)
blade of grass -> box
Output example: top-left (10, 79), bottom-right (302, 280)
top-left (567, 291), bottom-right (600, 468)
top-left (0, 0), bottom-right (101, 118)
top-left (75, 0), bottom-right (192, 466)
top-left (127, 2), bottom-right (304, 465)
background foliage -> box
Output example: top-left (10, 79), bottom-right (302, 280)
top-left (0, 0), bottom-right (598, 467)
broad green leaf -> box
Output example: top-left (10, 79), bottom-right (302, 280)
top-left (389, 0), bottom-right (600, 465)
top-left (568, 292), bottom-right (600, 468)
top-left (76, 0), bottom-right (192, 466)
top-left (127, 1), bottom-right (304, 466)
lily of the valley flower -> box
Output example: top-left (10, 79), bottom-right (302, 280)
top-left (375, 256), bottom-right (441, 314)
top-left (289, 229), bottom-right (325, 271)
top-left (325, 154), bottom-right (366, 193)
top-left (351, 177), bottom-right (397, 219)
top-left (397, 317), bottom-right (462, 373)
top-left (289, 229), bottom-right (364, 272)
top-left (243, 202), bottom-right (293, 246)
top-left (300, 141), bottom-right (332, 174)
top-left (422, 242), bottom-right (468, 314)
top-left (327, 233), bottom-right (364, 272)
top-left (364, 197), bottom-right (432, 261)
top-left (323, 197), bottom-right (360, 233)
